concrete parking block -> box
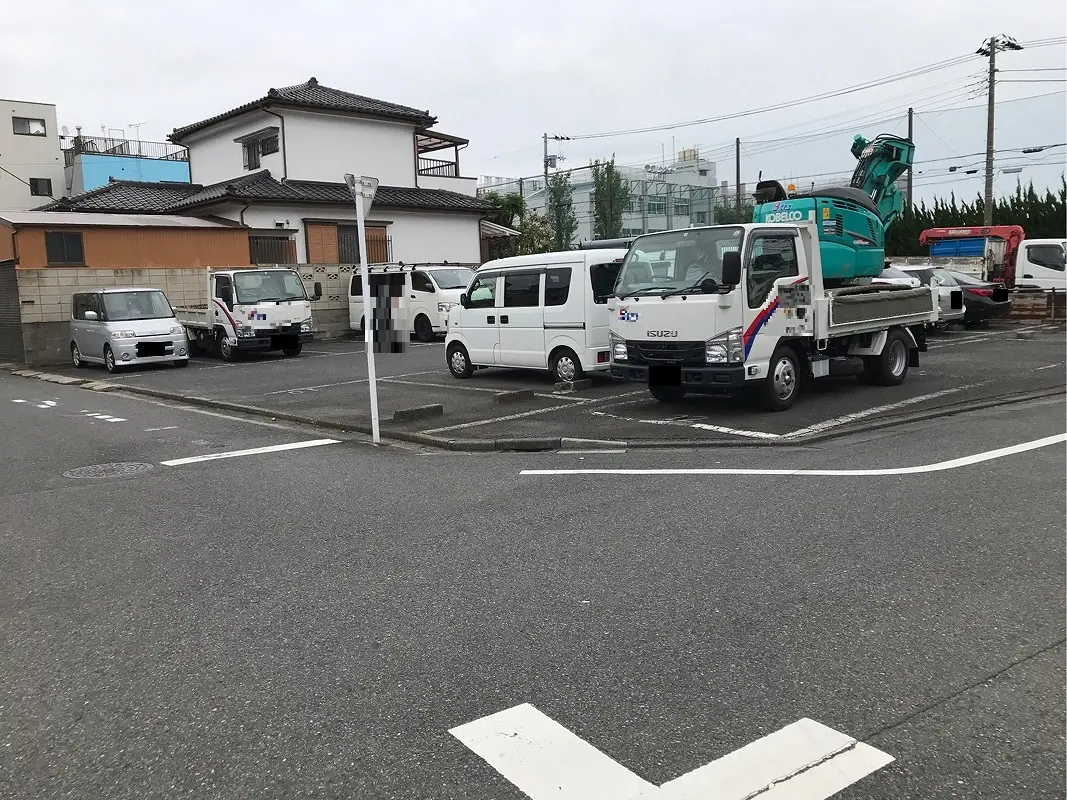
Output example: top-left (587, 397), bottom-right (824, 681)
top-left (392, 404), bottom-right (444, 423)
top-left (554, 378), bottom-right (594, 392)
top-left (493, 389), bottom-right (535, 405)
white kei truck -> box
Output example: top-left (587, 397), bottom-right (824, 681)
top-left (608, 222), bottom-right (941, 411)
top-left (174, 267), bottom-right (321, 361)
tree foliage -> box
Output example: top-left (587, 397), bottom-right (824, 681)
top-left (886, 177), bottom-right (1066, 256)
top-left (714, 199), bottom-right (756, 225)
top-left (516, 212), bottom-right (555, 255)
top-left (546, 172), bottom-right (578, 249)
top-left (482, 190), bottom-right (525, 229)
top-left (590, 156), bottom-right (629, 239)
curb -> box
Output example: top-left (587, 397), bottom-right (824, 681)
top-left (2, 364), bottom-right (1062, 453)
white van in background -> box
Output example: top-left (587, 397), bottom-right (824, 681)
top-left (1015, 238), bottom-right (1066, 291)
top-left (349, 263), bottom-right (476, 341)
top-left (444, 249), bottom-right (628, 383)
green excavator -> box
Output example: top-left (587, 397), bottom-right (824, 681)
top-left (752, 133), bottom-right (915, 282)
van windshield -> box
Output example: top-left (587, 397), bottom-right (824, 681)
top-left (234, 270), bottom-right (308, 303)
top-left (615, 226), bottom-right (745, 296)
top-left (101, 291), bottom-right (174, 321)
top-left (430, 268), bottom-right (475, 289)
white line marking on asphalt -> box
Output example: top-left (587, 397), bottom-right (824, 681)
top-left (1035, 363), bottom-right (1063, 371)
top-left (449, 703), bottom-right (655, 800)
top-left (519, 433), bottom-right (1066, 476)
top-left (782, 385), bottom-right (981, 439)
top-left (690, 422), bottom-right (782, 439)
top-left (421, 403), bottom-right (581, 433)
top-left (449, 704), bottom-right (892, 800)
top-left (144, 426), bottom-right (179, 432)
top-left (262, 370), bottom-right (438, 395)
top-left (160, 438), bottom-right (341, 466)
top-left (11, 399), bottom-right (26, 403)
top-left (927, 324), bottom-right (1045, 349)
top-left (382, 378), bottom-right (504, 394)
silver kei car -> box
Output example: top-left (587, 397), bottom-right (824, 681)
top-left (70, 288), bottom-right (190, 373)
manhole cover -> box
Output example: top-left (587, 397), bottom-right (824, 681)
top-left (63, 462), bottom-right (155, 479)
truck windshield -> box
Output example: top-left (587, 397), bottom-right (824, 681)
top-left (615, 226), bottom-right (745, 296)
top-left (233, 270), bottom-right (308, 303)
top-left (102, 291), bottom-right (174, 321)
top-left (430, 268), bottom-right (475, 289)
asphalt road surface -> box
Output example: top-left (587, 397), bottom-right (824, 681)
top-left (0, 371), bottom-right (1064, 799)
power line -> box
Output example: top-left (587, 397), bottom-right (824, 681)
top-left (997, 67), bottom-right (1067, 72)
top-left (566, 52), bottom-right (979, 140)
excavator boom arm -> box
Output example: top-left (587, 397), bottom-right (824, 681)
top-left (849, 134), bottom-right (915, 229)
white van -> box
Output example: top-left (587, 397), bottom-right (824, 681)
top-left (444, 249), bottom-right (628, 383)
top-left (349, 263), bottom-right (476, 341)
top-left (1015, 238), bottom-right (1066, 290)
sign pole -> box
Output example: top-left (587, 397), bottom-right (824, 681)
top-left (345, 174), bottom-right (381, 444)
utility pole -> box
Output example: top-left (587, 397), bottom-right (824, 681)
top-left (735, 137), bottom-right (741, 217)
top-left (977, 34), bottom-right (1023, 225)
top-left (542, 133), bottom-right (571, 219)
top-left (906, 107), bottom-right (914, 209)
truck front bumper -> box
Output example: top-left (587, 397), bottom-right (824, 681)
top-left (610, 363), bottom-right (748, 393)
top-left (233, 326), bottom-right (314, 350)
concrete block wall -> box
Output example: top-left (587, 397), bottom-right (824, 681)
top-left (298, 263), bottom-right (354, 339)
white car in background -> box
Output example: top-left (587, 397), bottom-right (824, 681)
top-left (876, 265), bottom-right (966, 327)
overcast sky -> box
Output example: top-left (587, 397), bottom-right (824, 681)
top-left (3, 0), bottom-right (1065, 203)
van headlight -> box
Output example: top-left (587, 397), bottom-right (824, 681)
top-left (609, 331), bottom-right (627, 362)
top-left (170, 325), bottom-right (185, 335)
top-left (438, 302), bottom-right (457, 314)
top-left (705, 327), bottom-right (744, 364)
top-left (111, 330), bottom-right (137, 340)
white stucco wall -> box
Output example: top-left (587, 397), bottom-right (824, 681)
top-left (182, 111), bottom-right (285, 186)
top-left (218, 203), bottom-right (480, 265)
top-left (418, 175), bottom-right (478, 196)
top-left (0, 99), bottom-right (64, 209)
top-left (281, 110), bottom-right (417, 186)
top-left (387, 212), bottom-right (481, 264)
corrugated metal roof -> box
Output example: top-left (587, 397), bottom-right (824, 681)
top-left (0, 211), bottom-right (240, 228)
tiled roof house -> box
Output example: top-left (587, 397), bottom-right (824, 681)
top-left (39, 78), bottom-right (500, 267)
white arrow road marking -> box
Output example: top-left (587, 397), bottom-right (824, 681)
top-left (450, 703), bottom-right (655, 799)
top-left (519, 433), bottom-right (1067, 477)
top-left (449, 704), bottom-right (893, 800)
top-left (160, 438), bottom-right (340, 466)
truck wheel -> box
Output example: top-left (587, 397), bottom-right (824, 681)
top-left (218, 334), bottom-right (238, 362)
top-left (447, 343), bottom-right (474, 378)
top-left (649, 385), bottom-right (686, 403)
top-left (758, 345), bottom-right (801, 411)
top-left (414, 314), bottom-right (435, 343)
top-left (282, 343), bottom-right (303, 357)
top-left (866, 329), bottom-right (910, 386)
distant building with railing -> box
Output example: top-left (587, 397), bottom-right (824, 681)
top-left (61, 133), bottom-right (191, 195)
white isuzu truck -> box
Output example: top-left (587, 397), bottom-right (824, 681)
top-left (174, 267), bottom-right (321, 361)
top-left (608, 222), bottom-right (941, 411)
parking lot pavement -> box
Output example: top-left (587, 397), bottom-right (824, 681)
top-left (42, 323), bottom-right (1066, 448)
top-left (2, 388), bottom-right (1063, 799)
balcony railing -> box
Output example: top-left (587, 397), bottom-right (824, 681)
top-left (418, 157), bottom-right (458, 178)
top-left (60, 135), bottom-right (189, 168)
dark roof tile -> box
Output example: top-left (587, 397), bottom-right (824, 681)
top-left (39, 171), bottom-right (491, 215)
top-left (34, 180), bottom-right (200, 213)
top-left (171, 77), bottom-right (436, 141)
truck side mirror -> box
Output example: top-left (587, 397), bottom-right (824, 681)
top-left (722, 251), bottom-right (742, 286)
top-left (459, 293), bottom-right (468, 308)
top-left (312, 281), bottom-right (322, 301)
